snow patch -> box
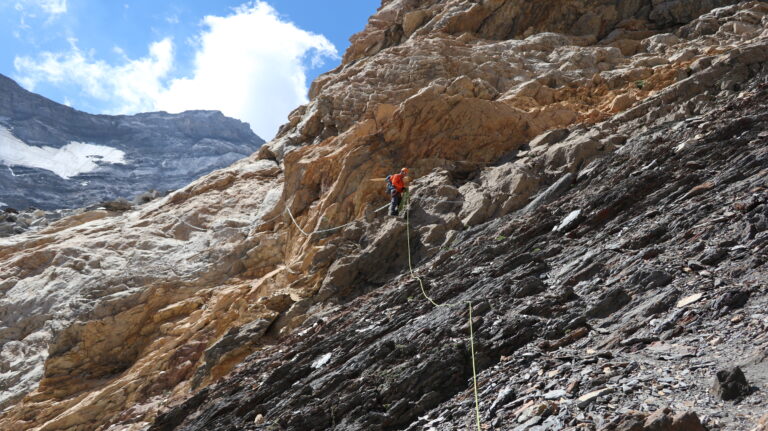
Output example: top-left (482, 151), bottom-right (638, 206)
top-left (311, 353), bottom-right (332, 369)
top-left (0, 126), bottom-right (126, 179)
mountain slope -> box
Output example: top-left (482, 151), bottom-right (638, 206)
top-left (152, 63), bottom-right (768, 431)
top-left (0, 74), bottom-right (264, 210)
top-left (1, 1), bottom-right (767, 430)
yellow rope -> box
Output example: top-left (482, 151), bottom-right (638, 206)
top-left (468, 303), bottom-right (482, 431)
top-left (403, 191), bottom-right (482, 430)
top-left (285, 203), bottom-right (390, 237)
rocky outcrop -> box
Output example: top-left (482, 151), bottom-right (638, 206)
top-left (149, 54), bottom-right (768, 431)
top-left (283, 0), bottom-right (746, 157)
top-left (0, 74), bottom-right (264, 211)
top-left (1, 1), bottom-right (768, 430)
top-left (0, 158), bottom-right (292, 431)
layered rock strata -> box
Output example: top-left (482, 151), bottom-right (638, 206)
top-left (1, 1), bottom-right (768, 430)
top-left (151, 69), bottom-right (768, 430)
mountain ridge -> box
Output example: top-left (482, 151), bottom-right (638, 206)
top-left (0, 73), bottom-right (264, 211)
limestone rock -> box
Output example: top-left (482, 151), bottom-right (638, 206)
top-left (529, 129), bottom-right (570, 149)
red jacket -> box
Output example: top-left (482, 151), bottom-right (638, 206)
top-left (390, 173), bottom-right (406, 193)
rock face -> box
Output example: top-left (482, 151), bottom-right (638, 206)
top-left (2, 1), bottom-right (768, 430)
top-left (0, 74), bottom-right (264, 211)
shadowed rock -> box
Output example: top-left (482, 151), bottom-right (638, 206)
top-left (713, 367), bottom-right (751, 400)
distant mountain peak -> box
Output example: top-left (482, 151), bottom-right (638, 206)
top-left (0, 73), bottom-right (264, 210)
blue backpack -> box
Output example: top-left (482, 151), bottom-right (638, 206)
top-left (385, 175), bottom-right (394, 194)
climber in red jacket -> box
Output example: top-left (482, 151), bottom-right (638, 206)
top-left (387, 167), bottom-right (409, 216)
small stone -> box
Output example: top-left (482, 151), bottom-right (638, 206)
top-left (671, 411), bottom-right (705, 431)
top-left (523, 415), bottom-right (543, 427)
top-left (553, 209), bottom-right (583, 233)
top-left (644, 407), bottom-right (673, 429)
top-left (577, 387), bottom-right (614, 408)
top-left (676, 293), bottom-right (703, 308)
top-left (712, 367), bottom-right (751, 401)
top-left (699, 247), bottom-right (727, 266)
top-left (566, 380), bottom-right (581, 396)
top-left (543, 389), bottom-right (567, 400)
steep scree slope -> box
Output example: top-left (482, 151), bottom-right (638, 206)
top-left (1, 1), bottom-right (768, 430)
top-left (0, 74), bottom-right (264, 210)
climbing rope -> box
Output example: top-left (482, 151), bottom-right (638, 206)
top-left (164, 190), bottom-right (480, 427)
top-left (413, 196), bottom-right (466, 205)
top-left (275, 191), bottom-right (482, 427)
top-left (168, 201), bottom-right (391, 238)
top-left (403, 191), bottom-right (482, 431)
top-left (173, 216), bottom-right (208, 232)
top-left (284, 205), bottom-right (314, 237)
top-left (468, 303), bottom-right (482, 431)
top-left (285, 203), bottom-right (390, 237)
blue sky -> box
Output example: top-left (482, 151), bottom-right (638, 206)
top-left (0, 0), bottom-right (380, 139)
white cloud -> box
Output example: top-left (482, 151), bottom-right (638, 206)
top-left (13, 0), bottom-right (67, 17)
top-left (36, 0), bottom-right (66, 15)
top-left (15, 38), bottom-right (174, 113)
top-left (155, 1), bottom-right (337, 139)
top-left (12, 1), bottom-right (338, 140)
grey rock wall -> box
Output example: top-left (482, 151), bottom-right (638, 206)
top-left (0, 74), bottom-right (264, 210)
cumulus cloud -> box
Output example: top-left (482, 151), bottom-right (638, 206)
top-left (154, 2), bottom-right (338, 139)
top-left (12, 1), bottom-right (338, 140)
top-left (15, 38), bottom-right (173, 113)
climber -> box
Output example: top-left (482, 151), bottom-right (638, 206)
top-left (387, 167), bottom-right (409, 216)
